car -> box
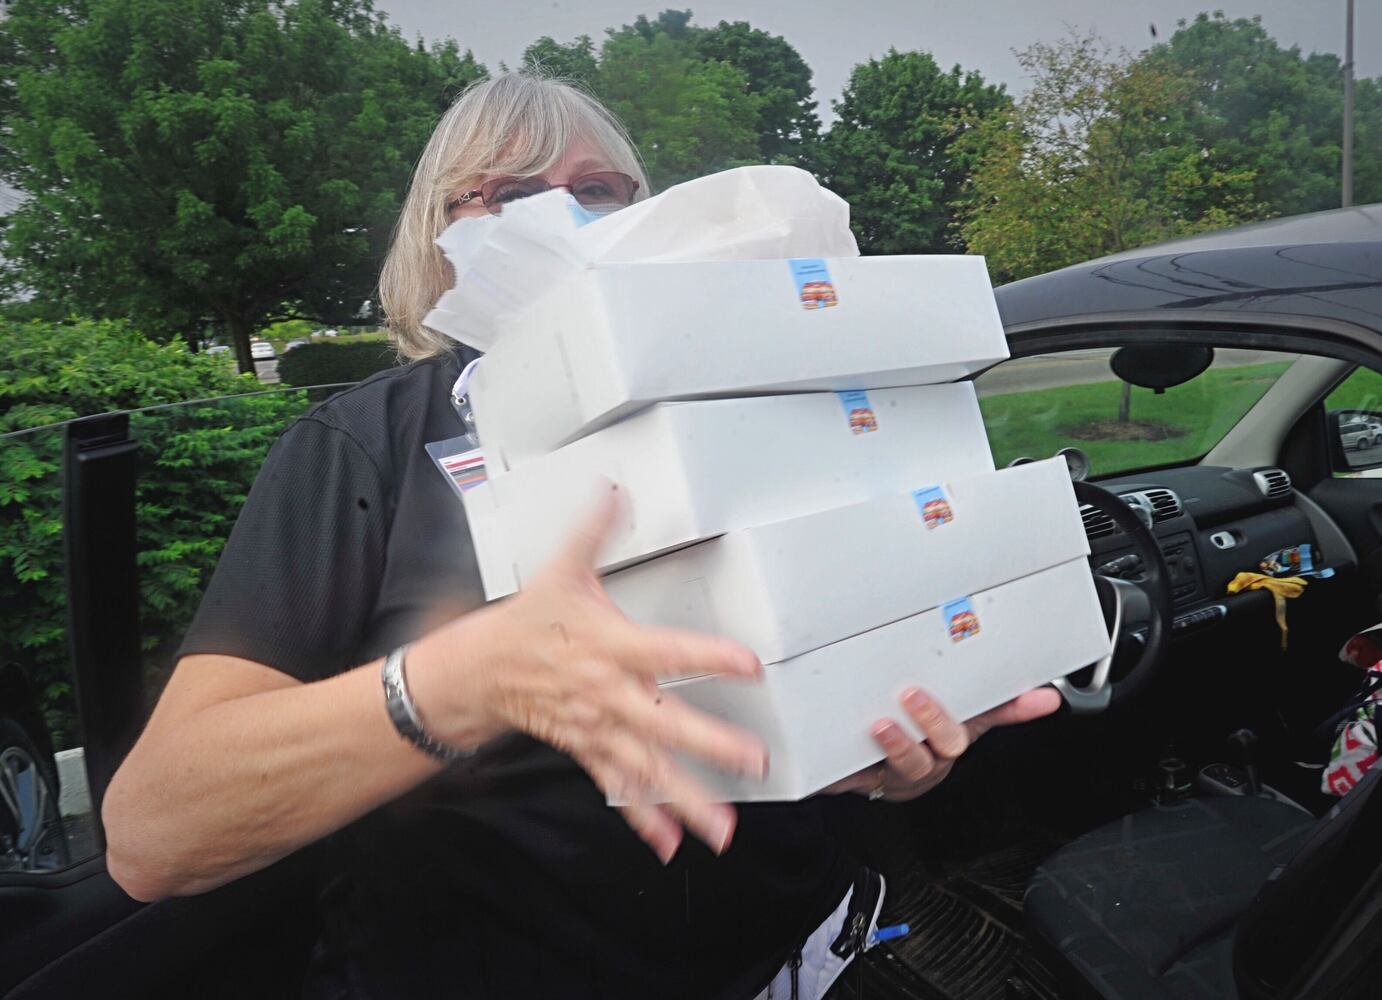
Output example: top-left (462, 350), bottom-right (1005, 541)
top-left (204, 344), bottom-right (231, 356)
top-left (1339, 418), bottom-right (1382, 450)
top-left (1340, 420), bottom-right (1372, 450)
top-left (283, 338), bottom-right (309, 352)
top-left (250, 341), bottom-right (276, 360)
top-left (0, 662), bottom-right (69, 874)
top-left (9, 205), bottom-right (1382, 999)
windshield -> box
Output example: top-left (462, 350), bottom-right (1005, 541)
top-left (973, 347), bottom-right (1302, 477)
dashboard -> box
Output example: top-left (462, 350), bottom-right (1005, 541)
top-left (1080, 464), bottom-right (1330, 639)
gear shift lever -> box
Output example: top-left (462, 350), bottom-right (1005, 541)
top-left (1228, 728), bottom-right (1262, 796)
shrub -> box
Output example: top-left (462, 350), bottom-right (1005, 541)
top-left (0, 319), bottom-right (311, 745)
top-left (277, 340), bottom-right (399, 391)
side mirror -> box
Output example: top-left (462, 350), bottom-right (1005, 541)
top-left (1328, 409), bottom-right (1382, 473)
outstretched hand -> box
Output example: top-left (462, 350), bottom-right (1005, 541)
top-left (420, 486), bottom-right (769, 863)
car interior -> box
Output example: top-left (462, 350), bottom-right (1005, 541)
top-left (5, 324), bottom-right (1382, 1000)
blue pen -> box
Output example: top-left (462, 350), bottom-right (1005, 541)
top-left (869, 923), bottom-right (910, 945)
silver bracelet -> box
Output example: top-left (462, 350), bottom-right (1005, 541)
top-left (381, 644), bottom-right (471, 763)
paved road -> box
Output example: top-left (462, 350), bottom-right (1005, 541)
top-left (1343, 440), bottom-right (1382, 468)
top-left (976, 348), bottom-right (1287, 397)
top-left (255, 358), bottom-right (280, 384)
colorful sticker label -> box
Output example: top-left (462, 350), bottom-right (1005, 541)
top-left (836, 389), bottom-right (878, 435)
top-left (788, 257), bottom-right (839, 309)
top-left (1260, 543), bottom-right (1314, 576)
top-left (944, 597), bottom-right (981, 643)
top-left (425, 437), bottom-right (487, 500)
top-left (912, 486), bottom-right (954, 529)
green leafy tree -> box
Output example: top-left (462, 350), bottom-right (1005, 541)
top-left (521, 34), bottom-right (599, 87)
top-left (0, 0), bottom-right (485, 372)
top-left (690, 19), bottom-right (820, 163)
top-left (815, 50), bottom-right (1010, 254)
top-left (960, 33), bottom-right (1260, 283)
top-left (0, 318), bottom-right (308, 744)
top-left (523, 11), bottom-right (818, 186)
top-left (596, 26), bottom-right (761, 189)
top-left (1146, 12), bottom-right (1382, 217)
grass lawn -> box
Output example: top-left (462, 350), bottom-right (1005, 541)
top-left (1324, 365), bottom-right (1382, 415)
top-left (978, 362), bottom-right (1293, 475)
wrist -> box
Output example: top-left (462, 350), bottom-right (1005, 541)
top-left (404, 620), bottom-right (504, 752)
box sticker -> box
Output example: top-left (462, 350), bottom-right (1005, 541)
top-left (836, 390), bottom-right (878, 435)
top-left (943, 597), bottom-right (981, 643)
top-left (788, 257), bottom-right (839, 309)
top-left (425, 437), bottom-right (487, 500)
top-left (912, 486), bottom-right (954, 529)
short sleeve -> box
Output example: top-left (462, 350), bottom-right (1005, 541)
top-left (176, 416), bottom-right (392, 682)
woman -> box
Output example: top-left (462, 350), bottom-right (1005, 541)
top-left (102, 73), bottom-right (1059, 998)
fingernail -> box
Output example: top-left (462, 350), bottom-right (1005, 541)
top-left (712, 814), bottom-right (734, 855)
top-left (658, 839), bottom-right (677, 865)
top-left (902, 688), bottom-right (928, 710)
top-left (874, 721), bottom-right (903, 744)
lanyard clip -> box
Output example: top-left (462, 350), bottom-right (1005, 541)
top-left (450, 358), bottom-right (482, 448)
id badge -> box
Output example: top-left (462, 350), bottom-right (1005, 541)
top-left (426, 436), bottom-right (487, 501)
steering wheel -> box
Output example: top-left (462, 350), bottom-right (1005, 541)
top-left (1053, 481), bottom-right (1174, 713)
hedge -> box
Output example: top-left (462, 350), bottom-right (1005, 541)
top-left (277, 340), bottom-right (399, 390)
top-left (0, 319), bottom-right (309, 745)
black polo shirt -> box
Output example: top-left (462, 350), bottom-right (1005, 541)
top-left (178, 352), bottom-right (855, 999)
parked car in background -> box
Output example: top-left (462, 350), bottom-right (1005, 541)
top-left (283, 339), bottom-right (309, 352)
top-left (0, 663), bottom-right (68, 874)
top-left (205, 344), bottom-right (231, 356)
top-left (1339, 418), bottom-right (1382, 451)
top-left (250, 341), bottom-right (276, 360)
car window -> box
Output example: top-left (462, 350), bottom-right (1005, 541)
top-left (1, 389), bottom-right (316, 876)
top-left (1, 423), bottom-right (99, 874)
top-left (973, 346), bottom-right (1301, 478)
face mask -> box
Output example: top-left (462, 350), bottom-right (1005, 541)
top-left (564, 194), bottom-right (624, 227)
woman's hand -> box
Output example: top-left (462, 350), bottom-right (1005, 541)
top-left (407, 486), bottom-right (769, 863)
top-left (821, 687), bottom-right (1062, 802)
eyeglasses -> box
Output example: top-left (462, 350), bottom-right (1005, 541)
top-left (452, 171), bottom-right (640, 215)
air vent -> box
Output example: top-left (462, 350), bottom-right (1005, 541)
top-left (1144, 488), bottom-right (1183, 523)
top-left (1253, 468), bottom-right (1292, 501)
top-left (1080, 503), bottom-right (1118, 540)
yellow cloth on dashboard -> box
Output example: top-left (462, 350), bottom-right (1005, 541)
top-left (1226, 572), bottom-right (1308, 651)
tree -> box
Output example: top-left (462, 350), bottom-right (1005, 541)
top-left (814, 50), bottom-right (1009, 254)
top-left (959, 33), bottom-right (1260, 283)
top-left (1146, 12), bottom-right (1382, 217)
top-left (691, 19), bottom-right (820, 163)
top-left (0, 317), bottom-right (306, 744)
top-left (521, 34), bottom-right (599, 87)
top-left (523, 12), bottom-right (818, 186)
top-left (595, 25), bottom-right (761, 189)
top-left (0, 0), bottom-right (485, 372)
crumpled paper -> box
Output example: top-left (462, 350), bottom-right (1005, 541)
top-left (423, 165), bottom-right (859, 351)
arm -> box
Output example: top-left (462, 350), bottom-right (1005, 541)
top-left (103, 492), bottom-right (767, 902)
top-left (102, 652), bottom-right (442, 902)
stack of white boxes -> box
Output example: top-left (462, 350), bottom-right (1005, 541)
top-left (460, 253), bottom-right (1110, 801)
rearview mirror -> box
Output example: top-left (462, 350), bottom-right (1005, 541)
top-left (1110, 345), bottom-right (1215, 392)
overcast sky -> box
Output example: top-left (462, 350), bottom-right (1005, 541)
top-left (378, 0), bottom-right (1377, 120)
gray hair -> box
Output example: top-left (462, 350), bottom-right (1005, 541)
top-left (379, 72), bottom-right (649, 358)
